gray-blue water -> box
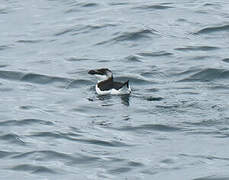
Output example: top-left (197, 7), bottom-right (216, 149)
top-left (1, 0), bottom-right (229, 179)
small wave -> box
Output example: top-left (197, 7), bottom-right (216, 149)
top-left (160, 158), bottom-right (175, 165)
top-left (185, 129), bottom-right (220, 136)
top-left (0, 8), bottom-right (8, 14)
top-left (78, 24), bottom-right (116, 35)
top-left (16, 39), bottom-right (43, 44)
top-left (194, 24), bottom-right (229, 35)
top-left (174, 67), bottom-right (201, 77)
top-left (65, 57), bottom-right (95, 62)
top-left (20, 105), bottom-right (37, 110)
top-left (117, 124), bottom-right (181, 132)
top-left (21, 73), bottom-right (68, 84)
top-left (90, 23), bottom-right (116, 29)
top-left (0, 150), bottom-right (18, 158)
top-left (0, 133), bottom-right (25, 145)
top-left (180, 153), bottom-right (229, 161)
top-left (54, 27), bottom-right (76, 36)
top-left (66, 57), bottom-right (84, 61)
top-left (0, 45), bottom-right (11, 51)
top-left (203, 3), bottom-right (216, 7)
top-left (134, 3), bottom-right (173, 10)
top-left (0, 87), bottom-right (13, 92)
top-left (143, 96), bottom-right (163, 101)
top-left (179, 68), bottom-right (229, 82)
top-left (73, 138), bottom-right (131, 147)
top-left (222, 58), bottom-right (229, 63)
top-left (65, 2), bottom-right (99, 14)
top-left (97, 29), bottom-right (155, 45)
top-left (11, 150), bottom-right (106, 169)
top-left (107, 158), bottom-right (144, 174)
top-left (114, 29), bottom-right (154, 41)
top-left (31, 131), bottom-right (66, 139)
top-left (12, 150), bottom-right (75, 162)
top-left (109, 2), bottom-right (129, 6)
top-left (140, 71), bottom-right (158, 78)
top-left (30, 131), bottom-right (82, 141)
top-left (209, 85), bottom-right (229, 90)
top-left (145, 87), bottom-right (159, 92)
top-left (183, 119), bottom-right (220, 127)
top-left (81, 3), bottom-right (98, 7)
top-left (55, 23), bottom-right (115, 37)
top-left (0, 119), bottom-right (53, 126)
top-left (138, 51), bottom-right (172, 57)
top-left (108, 167), bottom-right (131, 174)
top-left (65, 79), bottom-right (92, 88)
top-left (128, 161), bottom-right (144, 167)
top-left (31, 131), bottom-right (130, 147)
top-left (175, 46), bottom-right (219, 51)
top-left (0, 70), bottom-right (25, 80)
top-left (11, 164), bottom-right (57, 174)
top-left (68, 153), bottom-right (100, 165)
top-left (193, 175), bottom-right (229, 180)
top-left (188, 55), bottom-right (211, 61)
top-left (124, 55), bottom-right (142, 62)
top-left (0, 64), bottom-right (8, 68)
top-left (0, 70), bottom-right (91, 88)
top-left (116, 76), bottom-right (150, 84)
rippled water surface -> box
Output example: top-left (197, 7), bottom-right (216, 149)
top-left (1, 0), bottom-right (229, 179)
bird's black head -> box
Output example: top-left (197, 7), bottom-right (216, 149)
top-left (88, 68), bottom-right (113, 82)
top-left (88, 68), bottom-right (111, 75)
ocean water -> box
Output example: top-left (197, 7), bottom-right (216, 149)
top-left (1, 0), bottom-right (229, 179)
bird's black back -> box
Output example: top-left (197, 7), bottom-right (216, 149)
top-left (98, 78), bottom-right (126, 91)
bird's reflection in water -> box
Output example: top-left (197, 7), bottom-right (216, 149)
top-left (97, 94), bottom-right (111, 101)
top-left (96, 94), bottom-right (130, 107)
top-left (97, 94), bottom-right (112, 106)
top-left (120, 94), bottom-right (130, 106)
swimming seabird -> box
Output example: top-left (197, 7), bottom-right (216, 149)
top-left (88, 68), bottom-right (131, 95)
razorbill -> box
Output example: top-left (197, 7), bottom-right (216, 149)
top-left (88, 68), bottom-right (131, 95)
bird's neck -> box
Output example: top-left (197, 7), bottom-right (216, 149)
top-left (97, 76), bottom-right (113, 83)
